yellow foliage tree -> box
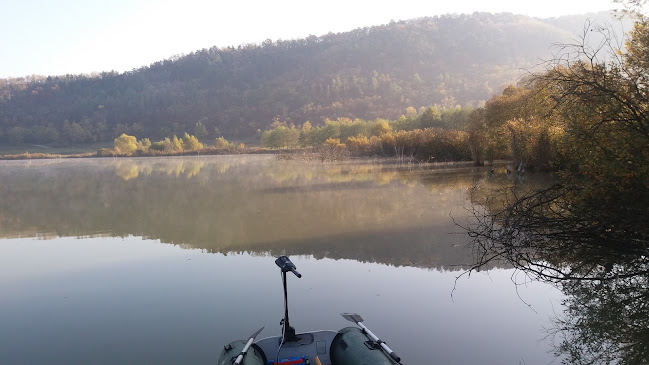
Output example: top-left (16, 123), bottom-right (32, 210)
top-left (215, 136), bottom-right (230, 148)
top-left (114, 133), bottom-right (138, 155)
top-left (371, 119), bottom-right (392, 136)
top-left (171, 135), bottom-right (183, 152)
top-left (324, 138), bottom-right (345, 148)
top-left (346, 135), bottom-right (371, 155)
top-left (182, 132), bottom-right (203, 151)
top-left (137, 138), bottom-right (151, 152)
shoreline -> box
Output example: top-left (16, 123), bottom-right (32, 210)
top-left (0, 147), bottom-right (273, 161)
top-left (0, 146), bottom-right (502, 170)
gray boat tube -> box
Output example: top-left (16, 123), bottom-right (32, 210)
top-left (330, 327), bottom-right (401, 365)
top-left (218, 339), bottom-right (266, 365)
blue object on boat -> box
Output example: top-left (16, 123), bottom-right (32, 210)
top-left (266, 355), bottom-right (309, 364)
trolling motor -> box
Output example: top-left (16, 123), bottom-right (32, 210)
top-left (275, 256), bottom-right (302, 342)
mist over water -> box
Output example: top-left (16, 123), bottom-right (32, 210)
top-left (0, 156), bottom-right (562, 364)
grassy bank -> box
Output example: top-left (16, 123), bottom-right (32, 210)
top-left (0, 145), bottom-right (273, 160)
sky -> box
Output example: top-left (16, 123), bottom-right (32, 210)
top-left (0, 0), bottom-right (626, 78)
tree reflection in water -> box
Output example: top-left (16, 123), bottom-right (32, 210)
top-left (464, 182), bottom-right (649, 364)
top-left (551, 269), bottom-right (649, 364)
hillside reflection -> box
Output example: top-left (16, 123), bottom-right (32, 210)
top-left (0, 156), bottom-right (545, 270)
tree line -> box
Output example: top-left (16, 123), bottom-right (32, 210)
top-left (101, 133), bottom-right (240, 156)
top-left (259, 106), bottom-right (474, 161)
top-left (0, 12), bottom-right (621, 147)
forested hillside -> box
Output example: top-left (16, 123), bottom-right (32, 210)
top-left (0, 11), bottom-right (623, 145)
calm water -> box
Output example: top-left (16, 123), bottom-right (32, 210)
top-left (0, 155), bottom-right (562, 364)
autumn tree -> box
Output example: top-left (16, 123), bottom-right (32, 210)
top-left (418, 107), bottom-right (442, 128)
top-left (465, 18), bottom-right (649, 287)
top-left (137, 138), bottom-right (151, 152)
top-left (181, 132), bottom-right (203, 151)
top-left (369, 119), bottom-right (392, 135)
top-left (214, 136), bottom-right (230, 148)
top-left (114, 134), bottom-right (138, 155)
top-left (170, 135), bottom-right (183, 152)
top-left (462, 20), bottom-right (649, 362)
top-left (299, 121), bottom-right (314, 146)
top-left (260, 122), bottom-right (300, 148)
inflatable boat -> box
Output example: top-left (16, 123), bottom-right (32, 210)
top-left (218, 256), bottom-right (403, 365)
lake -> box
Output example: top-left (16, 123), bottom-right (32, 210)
top-left (0, 155), bottom-right (563, 364)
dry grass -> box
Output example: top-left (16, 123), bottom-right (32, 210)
top-left (0, 152), bottom-right (95, 160)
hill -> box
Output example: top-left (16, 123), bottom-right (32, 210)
top-left (0, 11), bottom-right (626, 145)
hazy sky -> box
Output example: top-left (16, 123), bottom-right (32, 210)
top-left (0, 0), bottom-right (624, 78)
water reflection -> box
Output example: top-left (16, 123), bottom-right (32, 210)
top-left (115, 159), bottom-right (205, 180)
top-left (0, 156), bottom-right (531, 270)
top-left (0, 239), bottom-right (561, 365)
top-left (548, 263), bottom-right (649, 364)
top-left (463, 168), bottom-right (649, 365)
top-left (0, 157), bottom-right (564, 365)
